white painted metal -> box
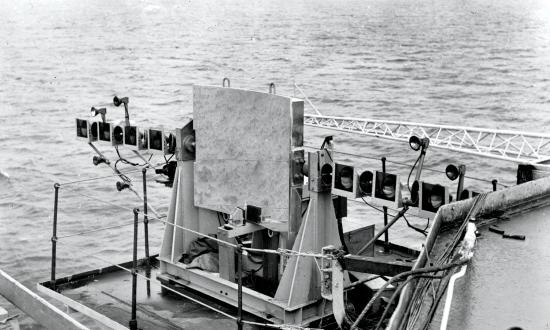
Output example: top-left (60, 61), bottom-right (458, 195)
top-left (440, 223), bottom-right (477, 330)
top-left (36, 284), bottom-right (127, 330)
top-left (0, 269), bottom-right (88, 330)
top-left (305, 114), bottom-right (550, 164)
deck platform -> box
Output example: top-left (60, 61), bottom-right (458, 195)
top-left (37, 240), bottom-right (419, 330)
top-left (38, 258), bottom-right (251, 329)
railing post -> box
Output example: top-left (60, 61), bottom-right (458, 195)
top-left (129, 208), bottom-right (139, 330)
top-left (51, 183), bottom-right (60, 291)
top-left (381, 157), bottom-right (390, 253)
top-left (142, 168), bottom-right (151, 297)
top-left (236, 244), bottom-right (243, 330)
top-left (492, 179), bottom-right (498, 191)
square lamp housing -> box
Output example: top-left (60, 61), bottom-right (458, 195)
top-left (148, 128), bottom-right (165, 154)
top-left (76, 119), bottom-right (88, 140)
top-left (148, 129), bottom-right (176, 154)
top-left (76, 118), bottom-right (100, 143)
top-left (332, 163), bottom-right (357, 199)
top-left (418, 181), bottom-right (450, 218)
top-left (372, 171), bottom-right (402, 209)
top-left (137, 128), bottom-right (149, 150)
top-left (98, 122), bottom-right (112, 144)
top-left (123, 125), bottom-right (138, 148)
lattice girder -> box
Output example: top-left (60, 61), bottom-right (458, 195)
top-left (304, 114), bottom-right (550, 164)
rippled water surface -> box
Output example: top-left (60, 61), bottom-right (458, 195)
top-left (1, 0), bottom-right (549, 327)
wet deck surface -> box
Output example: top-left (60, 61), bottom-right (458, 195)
top-left (57, 264), bottom-right (250, 330)
top-left (441, 205), bottom-right (550, 329)
top-left (46, 240), bottom-right (419, 330)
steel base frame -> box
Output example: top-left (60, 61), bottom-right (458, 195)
top-left (158, 258), bottom-right (332, 326)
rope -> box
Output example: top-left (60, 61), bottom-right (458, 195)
top-left (294, 83), bottom-right (323, 116)
top-left (403, 193), bottom-right (488, 329)
top-left (58, 161), bottom-right (166, 187)
top-left (150, 215), bottom-right (329, 259)
top-left (58, 168), bottom-right (145, 186)
top-left (62, 188), bottom-right (137, 212)
top-left (350, 258), bottom-right (469, 330)
top-left (57, 216), bottom-right (165, 239)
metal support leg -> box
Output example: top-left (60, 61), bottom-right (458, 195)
top-left (51, 183), bottom-right (60, 291)
top-left (142, 168), bottom-right (151, 297)
top-left (381, 157), bottom-right (390, 253)
top-left (236, 244), bottom-right (243, 330)
top-left (129, 208), bottom-right (139, 330)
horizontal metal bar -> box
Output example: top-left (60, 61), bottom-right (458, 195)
top-left (342, 255), bottom-right (413, 276)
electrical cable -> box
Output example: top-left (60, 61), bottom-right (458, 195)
top-left (407, 153), bottom-right (422, 194)
top-left (360, 197), bottom-right (428, 236)
top-left (373, 274), bottom-right (444, 330)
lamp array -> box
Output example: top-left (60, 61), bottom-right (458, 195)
top-left (75, 118), bottom-right (176, 155)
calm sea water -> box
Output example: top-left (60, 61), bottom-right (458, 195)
top-left (1, 0), bottom-right (549, 328)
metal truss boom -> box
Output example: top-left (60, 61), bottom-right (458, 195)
top-left (304, 114), bottom-right (550, 164)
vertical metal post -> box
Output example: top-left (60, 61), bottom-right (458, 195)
top-left (492, 179), bottom-right (498, 191)
top-left (457, 165), bottom-right (466, 199)
top-left (51, 183), bottom-right (60, 291)
top-left (142, 168), bottom-right (151, 297)
top-left (236, 244), bottom-right (243, 330)
top-left (381, 157), bottom-right (390, 253)
top-left (129, 208), bottom-right (139, 330)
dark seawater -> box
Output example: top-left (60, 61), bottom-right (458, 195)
top-left (1, 0), bottom-right (549, 328)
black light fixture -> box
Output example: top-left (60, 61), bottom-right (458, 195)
top-left (76, 119), bottom-right (88, 139)
top-left (421, 182), bottom-right (447, 213)
top-left (148, 129), bottom-right (164, 152)
top-left (358, 170), bottom-right (374, 197)
top-left (98, 122), bottom-right (112, 142)
top-left (124, 125), bottom-right (138, 147)
top-left (113, 96), bottom-right (130, 126)
top-left (374, 171), bottom-right (400, 204)
top-left (408, 135), bottom-right (430, 183)
top-left (320, 136), bottom-right (333, 150)
top-left (445, 164), bottom-right (460, 181)
top-left (137, 129), bottom-right (148, 150)
top-left (92, 155), bottom-right (108, 166)
top-left (409, 135), bottom-right (429, 151)
top-left (446, 164), bottom-right (466, 200)
top-left (112, 125), bottom-right (124, 145)
top-left (116, 181), bottom-right (130, 191)
top-left (90, 121), bottom-right (99, 141)
top-left (166, 132), bottom-right (177, 154)
top-left (155, 161), bottom-right (177, 187)
top-left (91, 107), bottom-right (107, 123)
top-left (332, 163), bottom-right (356, 198)
top-left (459, 189), bottom-right (479, 200)
top-left (245, 205), bottom-right (262, 224)
top-left (320, 163), bottom-right (333, 190)
top-left (334, 164), bottom-right (354, 192)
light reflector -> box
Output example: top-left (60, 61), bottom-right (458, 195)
top-left (332, 163), bottom-right (356, 198)
top-left (98, 122), bottom-right (112, 143)
top-left (372, 171), bottom-right (402, 208)
top-left (124, 126), bottom-right (138, 147)
top-left (76, 119), bottom-right (88, 139)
